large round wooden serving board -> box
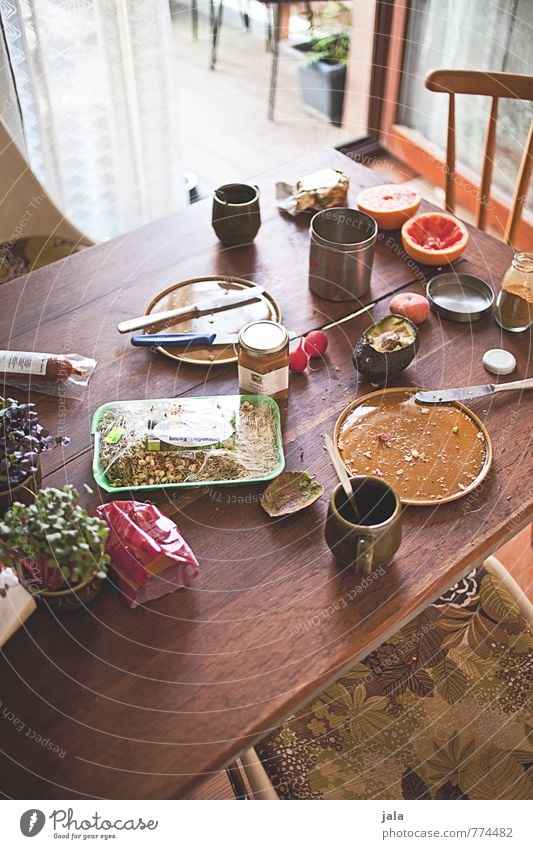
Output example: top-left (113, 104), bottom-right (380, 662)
top-left (334, 388), bottom-right (492, 506)
top-left (144, 276), bottom-right (281, 365)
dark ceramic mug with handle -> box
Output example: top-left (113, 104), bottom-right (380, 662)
top-left (325, 475), bottom-right (402, 573)
top-left (212, 183), bottom-right (261, 247)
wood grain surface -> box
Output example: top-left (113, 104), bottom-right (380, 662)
top-left (0, 149), bottom-right (531, 800)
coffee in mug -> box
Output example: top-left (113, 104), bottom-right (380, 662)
top-left (325, 475), bottom-right (401, 573)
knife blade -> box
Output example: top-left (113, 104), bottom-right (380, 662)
top-left (131, 331), bottom-right (298, 348)
top-left (415, 377), bottom-right (533, 404)
top-left (117, 286), bottom-right (265, 334)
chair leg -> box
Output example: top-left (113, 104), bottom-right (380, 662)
top-left (268, 3), bottom-right (280, 120)
top-left (210, 0), bottom-right (224, 70)
top-left (225, 761), bottom-right (250, 799)
top-left (241, 0), bottom-right (250, 30)
top-left (192, 0), bottom-right (198, 40)
top-left (265, 3), bottom-right (272, 52)
top-left (240, 748), bottom-right (280, 799)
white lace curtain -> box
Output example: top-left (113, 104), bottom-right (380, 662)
top-left (0, 0), bottom-right (186, 241)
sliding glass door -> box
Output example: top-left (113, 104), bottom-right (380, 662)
top-left (380, 0), bottom-right (533, 246)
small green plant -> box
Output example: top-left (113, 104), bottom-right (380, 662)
top-left (0, 485), bottom-right (109, 591)
top-left (301, 1), bottom-right (351, 66)
top-left (302, 32), bottom-right (350, 66)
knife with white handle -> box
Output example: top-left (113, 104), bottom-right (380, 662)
top-left (117, 286), bottom-right (265, 334)
top-left (415, 377), bottom-right (533, 404)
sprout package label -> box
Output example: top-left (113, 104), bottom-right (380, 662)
top-left (146, 408), bottom-right (236, 451)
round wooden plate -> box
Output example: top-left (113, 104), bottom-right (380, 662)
top-left (144, 276), bottom-right (281, 365)
top-left (333, 387), bottom-right (492, 506)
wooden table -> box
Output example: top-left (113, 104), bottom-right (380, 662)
top-left (1, 149), bottom-right (531, 800)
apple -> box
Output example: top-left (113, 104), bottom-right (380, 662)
top-left (389, 292), bottom-right (430, 325)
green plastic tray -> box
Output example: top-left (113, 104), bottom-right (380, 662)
top-left (91, 394), bottom-right (285, 493)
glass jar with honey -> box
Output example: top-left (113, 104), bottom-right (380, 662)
top-left (494, 251), bottom-right (533, 332)
top-left (238, 320), bottom-right (289, 400)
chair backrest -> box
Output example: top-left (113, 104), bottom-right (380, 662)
top-left (0, 121), bottom-right (92, 246)
top-left (425, 69), bottom-right (533, 244)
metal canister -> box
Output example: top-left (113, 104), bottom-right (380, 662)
top-left (308, 207), bottom-right (378, 302)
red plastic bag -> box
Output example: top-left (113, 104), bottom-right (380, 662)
top-left (96, 501), bottom-right (199, 608)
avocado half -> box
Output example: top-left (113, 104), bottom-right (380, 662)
top-left (353, 314), bottom-right (419, 385)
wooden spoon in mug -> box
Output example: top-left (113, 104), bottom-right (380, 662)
top-left (324, 434), bottom-right (360, 523)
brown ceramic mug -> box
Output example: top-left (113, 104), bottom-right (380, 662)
top-left (325, 475), bottom-right (402, 573)
top-left (212, 183), bottom-right (261, 247)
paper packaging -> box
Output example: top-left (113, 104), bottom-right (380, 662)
top-left (96, 501), bottom-right (199, 608)
top-left (0, 568), bottom-right (36, 647)
top-left (276, 168), bottom-right (349, 216)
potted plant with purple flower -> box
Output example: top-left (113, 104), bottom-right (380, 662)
top-left (0, 396), bottom-right (67, 513)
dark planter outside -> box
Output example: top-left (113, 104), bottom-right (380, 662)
top-left (293, 42), bottom-right (347, 126)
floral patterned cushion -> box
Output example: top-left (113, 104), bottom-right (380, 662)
top-left (255, 563), bottom-right (533, 799)
top-left (0, 237), bottom-right (83, 283)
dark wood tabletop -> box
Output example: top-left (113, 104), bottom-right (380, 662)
top-left (1, 149), bottom-right (531, 800)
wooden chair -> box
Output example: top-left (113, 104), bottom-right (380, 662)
top-left (424, 70), bottom-right (533, 245)
top-left (235, 556), bottom-right (533, 799)
top-left (0, 121), bottom-right (92, 283)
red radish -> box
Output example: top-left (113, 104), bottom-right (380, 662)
top-left (303, 330), bottom-right (328, 358)
top-left (289, 338), bottom-right (308, 373)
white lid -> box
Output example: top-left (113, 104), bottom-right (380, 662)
top-left (482, 348), bottom-right (516, 376)
top-left (238, 321), bottom-right (288, 354)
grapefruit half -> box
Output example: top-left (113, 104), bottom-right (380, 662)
top-left (401, 212), bottom-right (469, 266)
top-left (356, 184), bottom-right (421, 230)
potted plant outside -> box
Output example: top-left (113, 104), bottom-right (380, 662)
top-left (293, 2), bottom-right (351, 126)
top-left (0, 485), bottom-right (110, 613)
top-left (0, 396), bottom-right (67, 514)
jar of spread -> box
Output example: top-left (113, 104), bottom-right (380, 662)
top-left (238, 320), bottom-right (289, 400)
top-left (494, 251), bottom-right (533, 332)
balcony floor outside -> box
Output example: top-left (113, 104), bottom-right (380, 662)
top-left (173, 5), bottom-right (360, 194)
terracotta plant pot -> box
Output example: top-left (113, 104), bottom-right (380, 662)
top-left (0, 462), bottom-right (42, 516)
top-left (18, 561), bottom-right (104, 614)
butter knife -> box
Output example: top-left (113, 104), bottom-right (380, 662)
top-left (416, 377), bottom-right (533, 404)
top-left (117, 286), bottom-right (265, 334)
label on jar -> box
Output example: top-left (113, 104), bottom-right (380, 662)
top-left (238, 364), bottom-right (289, 396)
top-left (0, 350), bottom-right (48, 375)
